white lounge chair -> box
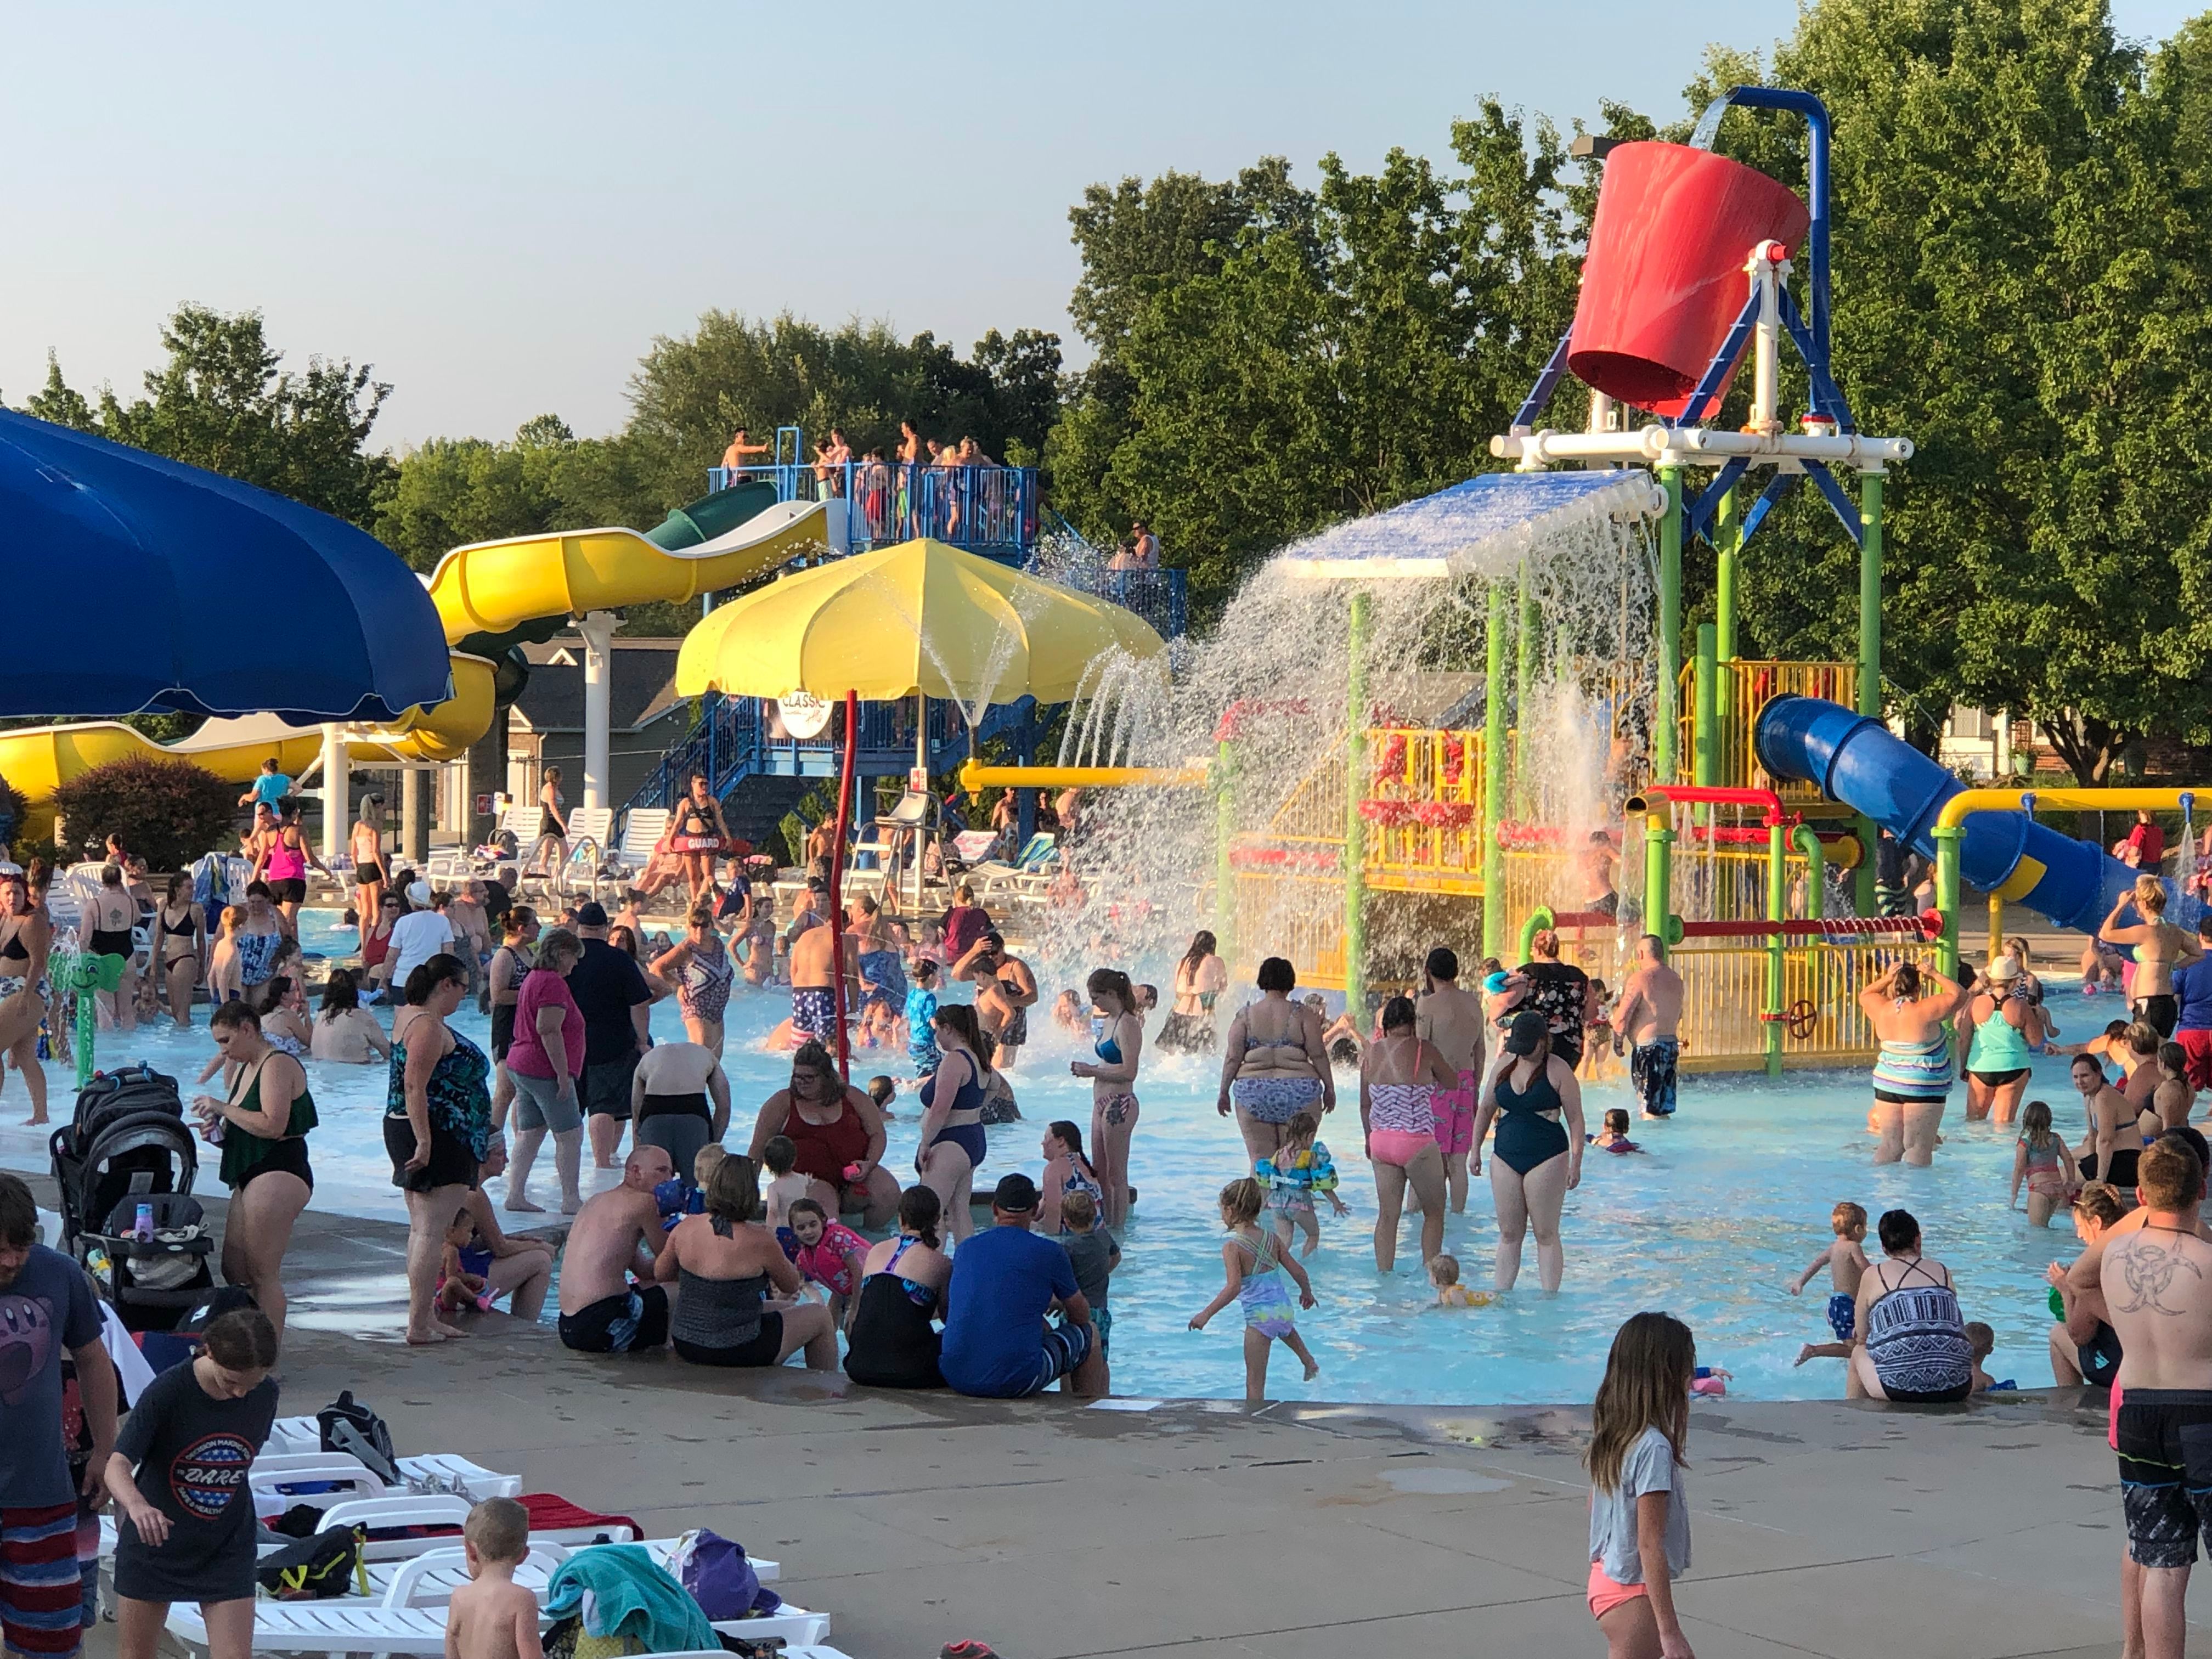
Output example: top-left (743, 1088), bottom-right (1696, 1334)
top-left (605, 806), bottom-right (670, 885)
top-left (257, 1430), bottom-right (523, 1499)
top-left (166, 1543), bottom-right (829, 1655)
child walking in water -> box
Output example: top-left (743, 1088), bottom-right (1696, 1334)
top-left (1788, 1200), bottom-right (1870, 1366)
top-left (1585, 1311), bottom-right (1697, 1659)
top-left (1256, 1110), bottom-right (1346, 1256)
top-left (2007, 1099), bottom-right (2080, 1227)
top-left (1189, 1176), bottom-right (1320, 1400)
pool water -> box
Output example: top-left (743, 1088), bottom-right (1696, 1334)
top-left (0, 913), bottom-right (2123, 1404)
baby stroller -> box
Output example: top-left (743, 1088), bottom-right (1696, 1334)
top-left (49, 1064), bottom-right (215, 1331)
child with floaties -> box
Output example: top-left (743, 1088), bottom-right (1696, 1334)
top-left (1189, 1176), bottom-right (1320, 1400)
top-left (1255, 1110), bottom-right (1346, 1257)
top-left (1429, 1254), bottom-right (1491, 1307)
top-left (1788, 1200), bottom-right (1870, 1367)
top-left (787, 1198), bottom-right (870, 1328)
top-left (1591, 1109), bottom-right (1644, 1155)
top-left (1585, 1311), bottom-right (1697, 1657)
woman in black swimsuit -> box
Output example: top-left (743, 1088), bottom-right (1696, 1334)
top-left (150, 873), bottom-right (205, 1032)
top-left (532, 768), bottom-right (569, 878)
top-left (190, 1001), bottom-right (317, 1346)
top-left (0, 871), bottom-right (53, 1126)
top-left (83, 862), bottom-right (143, 1036)
top-left (672, 772), bottom-right (732, 906)
top-left (654, 1155), bottom-right (836, 1369)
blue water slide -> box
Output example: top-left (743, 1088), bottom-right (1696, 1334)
top-left (1753, 696), bottom-right (2139, 934)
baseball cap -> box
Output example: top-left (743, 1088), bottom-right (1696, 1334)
top-left (991, 1173), bottom-right (1040, 1214)
top-left (574, 901), bottom-right (610, 928)
top-left (1503, 1011), bottom-right (1549, 1055)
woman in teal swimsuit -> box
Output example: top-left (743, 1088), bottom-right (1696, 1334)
top-left (1472, 1011), bottom-right (1585, 1294)
top-left (1961, 956), bottom-right (2050, 1126)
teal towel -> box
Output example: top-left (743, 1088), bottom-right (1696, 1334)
top-left (544, 1544), bottom-right (715, 1653)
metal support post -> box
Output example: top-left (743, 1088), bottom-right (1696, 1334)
top-left (1515, 560), bottom-right (1537, 814)
top-left (1483, 584), bottom-right (1509, 960)
top-left (1655, 469), bottom-right (1684, 783)
top-left (1857, 472), bottom-right (1885, 915)
top-left (1345, 593), bottom-right (1371, 1018)
top-left (1765, 816), bottom-right (1788, 1076)
top-left (1714, 486), bottom-right (1740, 663)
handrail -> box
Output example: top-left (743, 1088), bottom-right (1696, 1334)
top-left (1678, 911), bottom-right (1937, 940)
top-left (1934, 786), bottom-right (2199, 832)
top-left (957, 761), bottom-right (1206, 792)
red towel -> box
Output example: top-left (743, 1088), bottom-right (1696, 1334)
top-left (518, 1493), bottom-right (643, 1543)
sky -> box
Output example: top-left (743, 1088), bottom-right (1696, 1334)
top-left (2, 1), bottom-right (2201, 450)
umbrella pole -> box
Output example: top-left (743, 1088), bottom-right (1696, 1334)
top-left (830, 690), bottom-right (857, 1084)
top-left (914, 689), bottom-right (927, 912)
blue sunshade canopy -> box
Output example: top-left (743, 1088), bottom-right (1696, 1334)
top-left (0, 409), bottom-right (452, 720)
top-left (1277, 469), bottom-right (1667, 580)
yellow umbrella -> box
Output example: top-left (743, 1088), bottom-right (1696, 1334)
top-left (674, 537), bottom-right (1165, 707)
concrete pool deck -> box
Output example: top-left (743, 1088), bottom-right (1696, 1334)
top-left (33, 1182), bottom-right (2176, 1659)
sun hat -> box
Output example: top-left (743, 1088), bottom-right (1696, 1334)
top-left (406, 880), bottom-right (432, 906)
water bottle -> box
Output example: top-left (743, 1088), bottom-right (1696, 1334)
top-left (134, 1203), bottom-right (154, 1243)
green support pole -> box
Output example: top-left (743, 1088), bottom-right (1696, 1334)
top-left (1655, 468), bottom-right (1683, 784)
top-left (1214, 737), bottom-right (1237, 969)
top-left (1714, 486), bottom-right (1740, 664)
top-left (1790, 824), bottom-right (1827, 921)
top-left (1934, 825), bottom-right (1962, 982)
top-left (1692, 622), bottom-right (1719, 826)
top-left (1483, 583), bottom-right (1509, 961)
top-left (1345, 592), bottom-right (1370, 1020)
top-left (1765, 817), bottom-right (1788, 1076)
top-left (1641, 813), bottom-right (1675, 961)
top-left (1515, 560), bottom-right (1537, 814)
top-left (1857, 473), bottom-right (1886, 916)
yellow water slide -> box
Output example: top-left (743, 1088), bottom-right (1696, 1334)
top-left (0, 496), bottom-right (842, 819)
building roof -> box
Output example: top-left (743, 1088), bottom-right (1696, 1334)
top-left (510, 637), bottom-right (689, 734)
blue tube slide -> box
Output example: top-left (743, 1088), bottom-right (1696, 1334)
top-left (1753, 696), bottom-right (2140, 934)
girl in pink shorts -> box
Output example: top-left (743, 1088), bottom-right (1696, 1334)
top-left (1585, 1311), bottom-right (1697, 1657)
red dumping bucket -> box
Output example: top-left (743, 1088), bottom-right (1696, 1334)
top-left (1567, 142), bottom-right (1811, 416)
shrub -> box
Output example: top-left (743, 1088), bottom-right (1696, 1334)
top-left (0, 771), bottom-right (24, 856)
top-left (50, 756), bottom-right (240, 871)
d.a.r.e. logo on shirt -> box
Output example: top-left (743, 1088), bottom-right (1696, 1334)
top-left (170, 1433), bottom-right (255, 1521)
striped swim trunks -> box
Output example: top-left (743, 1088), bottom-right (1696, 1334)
top-left (2, 1502), bottom-right (85, 1659)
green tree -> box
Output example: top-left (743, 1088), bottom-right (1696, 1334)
top-left (29, 304), bottom-right (394, 528)
top-left (1699, 0), bottom-right (2200, 778)
top-left (1049, 104), bottom-right (1588, 617)
top-left (625, 313), bottom-right (1062, 508)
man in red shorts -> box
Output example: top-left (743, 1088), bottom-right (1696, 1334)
top-left (2170, 917), bottom-right (2212, 1089)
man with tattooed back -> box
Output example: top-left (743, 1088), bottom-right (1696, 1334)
top-left (2103, 1135), bottom-right (2212, 1659)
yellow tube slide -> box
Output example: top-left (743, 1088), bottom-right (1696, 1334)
top-left (0, 499), bottom-right (837, 817)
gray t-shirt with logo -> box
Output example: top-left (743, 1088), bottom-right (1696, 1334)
top-left (0, 1244), bottom-right (103, 1509)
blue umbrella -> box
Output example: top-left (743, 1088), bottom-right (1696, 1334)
top-left (0, 409), bottom-right (450, 720)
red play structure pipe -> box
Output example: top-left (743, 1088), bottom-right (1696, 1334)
top-left (1628, 785), bottom-right (1788, 825)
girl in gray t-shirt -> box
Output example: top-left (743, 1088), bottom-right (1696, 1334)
top-left (1584, 1311), bottom-right (1696, 1657)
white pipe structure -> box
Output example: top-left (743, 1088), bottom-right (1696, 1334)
top-left (1493, 426), bottom-right (1912, 471)
top-left (1747, 240), bottom-right (1788, 436)
top-left (577, 610), bottom-right (617, 812)
top-left (320, 725), bottom-right (350, 861)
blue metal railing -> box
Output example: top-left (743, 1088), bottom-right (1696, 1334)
top-left (707, 459), bottom-right (1037, 555)
top-left (627, 695), bottom-right (996, 813)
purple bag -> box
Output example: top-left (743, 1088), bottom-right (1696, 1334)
top-left (676, 1530), bottom-right (780, 1619)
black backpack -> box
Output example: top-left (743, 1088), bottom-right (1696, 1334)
top-left (256, 1525), bottom-right (368, 1600)
top-left (316, 1390), bottom-right (399, 1486)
